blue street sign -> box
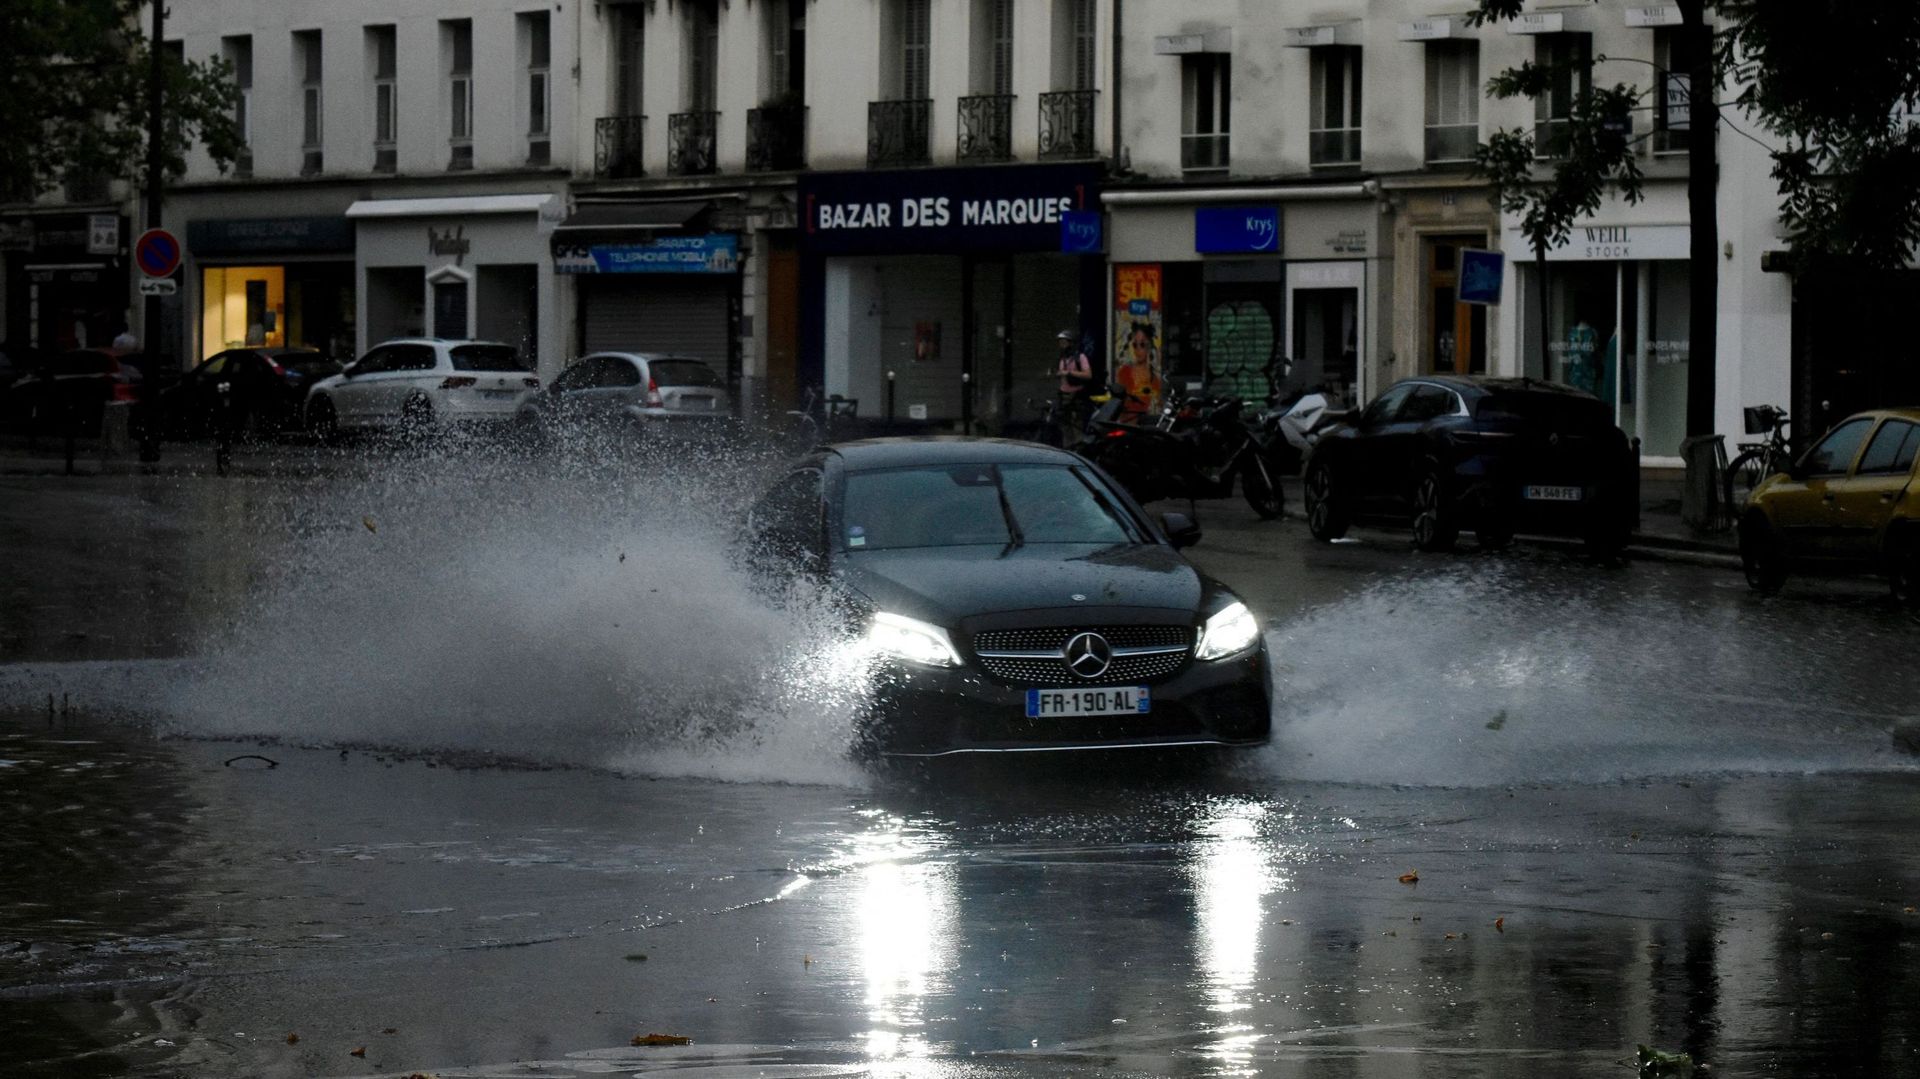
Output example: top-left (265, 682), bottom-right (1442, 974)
top-left (1458, 249), bottom-right (1505, 305)
top-left (1194, 207), bottom-right (1280, 254)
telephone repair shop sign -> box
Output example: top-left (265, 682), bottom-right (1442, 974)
top-left (798, 163), bottom-right (1102, 256)
top-left (553, 233), bottom-right (740, 274)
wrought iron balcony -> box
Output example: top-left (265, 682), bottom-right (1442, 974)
top-left (747, 104), bottom-right (808, 171)
top-left (595, 115), bottom-right (646, 179)
top-left (1038, 90), bottom-right (1098, 160)
top-left (956, 94), bottom-right (1014, 163)
top-left (868, 99), bottom-right (931, 168)
top-left (669, 111), bottom-right (719, 176)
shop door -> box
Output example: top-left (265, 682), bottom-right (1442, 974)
top-left (583, 277), bottom-right (730, 368)
top-left (432, 279), bottom-right (469, 339)
top-left (1291, 289), bottom-right (1359, 409)
top-left (1424, 234), bottom-right (1487, 376)
top-left (765, 238), bottom-right (800, 410)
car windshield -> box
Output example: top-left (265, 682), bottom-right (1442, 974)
top-left (842, 463), bottom-right (1142, 552)
top-left (449, 344), bottom-right (529, 372)
top-left (648, 360), bottom-right (721, 388)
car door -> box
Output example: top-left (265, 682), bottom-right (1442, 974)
top-left (175, 353), bottom-right (230, 431)
top-left (1826, 417), bottom-right (1920, 563)
top-left (375, 343), bottom-right (440, 418)
top-left (543, 357), bottom-right (602, 424)
top-left (1772, 415), bottom-right (1875, 559)
top-left (332, 346), bottom-right (392, 423)
top-left (1348, 383), bottom-right (1419, 510)
top-left (592, 356), bottom-right (646, 419)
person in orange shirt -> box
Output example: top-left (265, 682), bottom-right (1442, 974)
top-left (1116, 322), bottom-right (1163, 423)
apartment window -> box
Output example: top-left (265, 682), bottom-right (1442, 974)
top-left (223, 36), bottom-right (253, 175)
top-left (896, 0), bottom-right (931, 100)
top-left (766, 0), bottom-right (805, 102)
top-left (446, 20), bottom-right (474, 169)
top-left (295, 30), bottom-right (323, 175)
top-left (1309, 46), bottom-right (1362, 166)
top-left (521, 12), bottom-right (551, 164)
top-left (1424, 41), bottom-right (1479, 163)
top-left (686, 0), bottom-right (719, 112)
top-left (1653, 27), bottom-right (1702, 154)
top-left (972, 0), bottom-right (1013, 96)
top-left (370, 26), bottom-right (397, 173)
top-left (1071, 0), bottom-right (1095, 90)
top-left (611, 6), bottom-right (644, 116)
top-left (1181, 53), bottom-right (1230, 174)
top-left (1535, 33), bottom-right (1592, 158)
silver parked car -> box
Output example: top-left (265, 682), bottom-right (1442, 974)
top-left (515, 352), bottom-right (731, 440)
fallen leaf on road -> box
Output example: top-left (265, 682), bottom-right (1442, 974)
top-left (383, 1028), bottom-right (397, 1034)
top-left (803, 954), bottom-right (813, 966)
top-left (285, 1033), bottom-right (299, 1045)
top-left (1905, 906), bottom-right (1915, 914)
top-left (1820, 932), bottom-right (1834, 941)
top-left (1494, 917), bottom-right (1505, 933)
top-left (350, 1047), bottom-right (366, 1057)
top-left (632, 1033), bottom-right (692, 1047)
top-left (362, 516), bottom-right (377, 534)
top-left (619, 552), bottom-right (626, 563)
top-left (1398, 871), bottom-right (1419, 884)
top-left (1443, 932), bottom-right (1457, 941)
top-left (625, 954), bottom-right (648, 962)
top-left (1485, 709), bottom-right (1507, 731)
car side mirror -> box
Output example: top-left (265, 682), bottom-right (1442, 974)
top-left (1161, 512), bottom-right (1202, 549)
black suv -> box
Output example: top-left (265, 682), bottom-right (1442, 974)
top-left (1303, 376), bottom-right (1636, 555)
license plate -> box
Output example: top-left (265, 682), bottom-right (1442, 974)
top-left (681, 396), bottom-right (714, 411)
top-left (1524, 485), bottom-right (1584, 502)
top-left (1025, 687), bottom-right (1151, 718)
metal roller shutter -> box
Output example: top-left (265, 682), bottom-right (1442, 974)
top-left (583, 277), bottom-right (730, 368)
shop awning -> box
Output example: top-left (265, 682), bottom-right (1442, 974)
top-left (345, 194), bottom-right (558, 219)
top-left (551, 201), bottom-right (712, 245)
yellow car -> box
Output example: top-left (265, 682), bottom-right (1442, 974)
top-left (1738, 408), bottom-right (1920, 603)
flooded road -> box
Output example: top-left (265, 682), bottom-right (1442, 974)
top-left (3, 456), bottom-right (1919, 1076)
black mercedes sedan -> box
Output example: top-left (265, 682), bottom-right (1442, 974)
top-left (742, 438), bottom-right (1272, 758)
top-left (1303, 376), bottom-right (1637, 555)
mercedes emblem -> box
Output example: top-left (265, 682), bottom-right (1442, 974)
top-left (1063, 632), bottom-right (1114, 680)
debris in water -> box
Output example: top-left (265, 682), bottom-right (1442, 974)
top-left (285, 1033), bottom-right (300, 1045)
top-left (632, 1033), bottom-right (692, 1047)
top-left (619, 552), bottom-right (626, 563)
top-left (362, 515), bottom-right (377, 534)
top-left (383, 1028), bottom-right (398, 1034)
top-left (1444, 933), bottom-right (1457, 941)
top-left (625, 953), bottom-right (649, 962)
top-left (350, 1046), bottom-right (366, 1058)
top-left (1637, 1044), bottom-right (1694, 1077)
top-left (224, 754), bottom-right (279, 769)
top-left (1486, 709), bottom-right (1508, 731)
top-left (1494, 917), bottom-right (1506, 933)
top-left (803, 954), bottom-right (813, 967)
top-left (1398, 870), bottom-right (1419, 884)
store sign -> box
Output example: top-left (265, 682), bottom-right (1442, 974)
top-left (187, 216), bottom-right (353, 254)
top-left (1458, 250), bottom-right (1505, 305)
top-left (1506, 224), bottom-right (1691, 262)
top-left (798, 164), bottom-right (1101, 255)
top-left (0, 219), bottom-right (31, 252)
top-left (87, 214), bottom-right (119, 255)
top-left (1626, 5), bottom-right (1684, 27)
top-left (15, 213), bottom-right (123, 258)
top-left (427, 226), bottom-right (472, 264)
top-left (1060, 211), bottom-right (1103, 254)
top-left (1195, 207), bottom-right (1280, 254)
top-left (1113, 265), bottom-right (1164, 412)
top-left (554, 233), bottom-right (740, 274)
top-left (1398, 18), bottom-right (1455, 41)
top-left (1285, 26), bottom-right (1336, 48)
top-left (1506, 13), bottom-right (1564, 34)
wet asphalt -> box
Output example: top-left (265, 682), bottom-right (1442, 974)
top-left (1, 446), bottom-right (1918, 1078)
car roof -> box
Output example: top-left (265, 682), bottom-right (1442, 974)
top-left (372, 338), bottom-right (513, 348)
top-left (587, 352), bottom-right (706, 363)
top-left (825, 436), bottom-right (1085, 470)
top-left (1846, 407), bottom-right (1920, 424)
top-left (1398, 375), bottom-right (1599, 401)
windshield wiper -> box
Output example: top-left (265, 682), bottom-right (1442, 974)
top-left (991, 465), bottom-right (1026, 557)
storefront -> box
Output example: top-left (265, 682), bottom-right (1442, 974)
top-left (551, 200), bottom-right (741, 384)
top-left (346, 193), bottom-right (564, 375)
top-left (1104, 187), bottom-right (1383, 410)
top-left (0, 212), bottom-right (130, 354)
top-left (1505, 222), bottom-right (1693, 462)
top-left (185, 216), bottom-right (355, 362)
top-left (797, 164), bottom-right (1105, 433)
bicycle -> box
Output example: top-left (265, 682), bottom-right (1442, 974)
top-left (1724, 404), bottom-right (1792, 523)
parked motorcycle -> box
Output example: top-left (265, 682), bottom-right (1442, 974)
top-left (1080, 382), bottom-right (1288, 519)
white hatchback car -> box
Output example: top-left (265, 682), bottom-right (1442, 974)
top-left (305, 338), bottom-right (540, 436)
top-left (514, 352), bottom-right (732, 438)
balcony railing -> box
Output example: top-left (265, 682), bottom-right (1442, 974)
top-left (1425, 123), bottom-right (1478, 165)
top-left (957, 94), bottom-right (1014, 163)
top-left (868, 99), bottom-right (932, 168)
top-left (1039, 90), bottom-right (1098, 160)
top-left (669, 111), bottom-right (719, 176)
top-left (1181, 132), bottom-right (1230, 174)
top-left (747, 104), bottom-right (808, 171)
top-left (595, 115), bottom-right (646, 178)
top-left (1309, 128), bottom-right (1361, 167)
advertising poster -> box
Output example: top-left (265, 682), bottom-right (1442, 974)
top-left (1113, 264), bottom-right (1164, 419)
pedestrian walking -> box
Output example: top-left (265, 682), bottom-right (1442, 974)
top-left (1054, 329), bottom-right (1093, 437)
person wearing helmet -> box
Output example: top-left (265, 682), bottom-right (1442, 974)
top-left (1054, 329), bottom-right (1093, 439)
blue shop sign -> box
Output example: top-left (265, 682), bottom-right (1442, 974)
top-left (1458, 248), bottom-right (1505, 305)
top-left (1195, 207), bottom-right (1281, 254)
top-left (554, 233), bottom-right (739, 274)
top-left (799, 163), bottom-right (1102, 255)
top-left (1060, 210), bottom-right (1103, 254)
top-left (187, 216), bottom-right (354, 255)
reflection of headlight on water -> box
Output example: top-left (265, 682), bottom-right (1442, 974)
top-left (1196, 601), bottom-right (1260, 661)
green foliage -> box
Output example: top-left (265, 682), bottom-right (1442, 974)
top-left (1474, 82), bottom-right (1648, 258)
top-left (0, 0), bottom-right (242, 201)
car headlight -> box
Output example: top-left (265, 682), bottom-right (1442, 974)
top-left (1194, 601), bottom-right (1260, 661)
top-left (865, 611), bottom-right (962, 668)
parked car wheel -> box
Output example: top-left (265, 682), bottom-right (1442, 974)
top-left (1304, 461), bottom-right (1349, 542)
top-left (1409, 465), bottom-right (1459, 553)
top-left (307, 397), bottom-right (338, 442)
top-left (1739, 511), bottom-right (1787, 594)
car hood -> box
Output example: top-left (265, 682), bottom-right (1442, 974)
top-left (836, 542), bottom-right (1204, 626)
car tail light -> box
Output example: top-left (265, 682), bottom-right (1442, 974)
top-left (439, 377), bottom-right (477, 389)
top-left (646, 378), bottom-right (663, 408)
top-left (1105, 428), bottom-right (1130, 439)
top-left (522, 377), bottom-right (540, 389)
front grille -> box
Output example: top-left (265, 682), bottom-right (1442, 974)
top-left (970, 625), bottom-right (1193, 685)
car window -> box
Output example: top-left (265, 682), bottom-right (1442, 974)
top-left (1401, 385), bottom-right (1458, 423)
top-left (601, 357), bottom-right (643, 388)
top-left (647, 360), bottom-right (721, 388)
top-left (1856, 420), bottom-right (1918, 475)
top-left (552, 359), bottom-right (599, 392)
top-left (1360, 384), bottom-right (1415, 427)
top-left (450, 344), bottom-right (529, 372)
top-left (843, 464), bottom-right (1140, 552)
top-left (1801, 417), bottom-right (1874, 476)
top-left (352, 347), bottom-right (393, 375)
top-left (395, 344), bottom-right (440, 371)
top-left (194, 354), bottom-right (229, 378)
top-left (748, 468), bottom-right (825, 559)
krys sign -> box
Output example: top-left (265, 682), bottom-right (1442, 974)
top-left (798, 164), bottom-right (1102, 255)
